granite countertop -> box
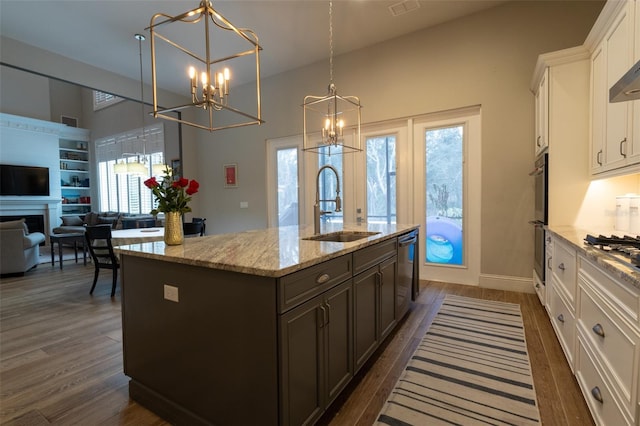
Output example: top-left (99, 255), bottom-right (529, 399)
top-left (546, 225), bottom-right (640, 290)
top-left (115, 223), bottom-right (420, 278)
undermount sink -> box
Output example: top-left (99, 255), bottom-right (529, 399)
top-left (302, 231), bottom-right (380, 243)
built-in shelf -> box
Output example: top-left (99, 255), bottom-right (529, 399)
top-left (60, 134), bottom-right (92, 216)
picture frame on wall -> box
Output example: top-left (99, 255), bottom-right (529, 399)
top-left (224, 163), bottom-right (238, 188)
top-left (171, 158), bottom-right (181, 179)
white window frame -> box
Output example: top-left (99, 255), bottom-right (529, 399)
top-left (266, 135), bottom-right (304, 228)
top-left (413, 106), bottom-right (481, 286)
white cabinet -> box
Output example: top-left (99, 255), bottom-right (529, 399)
top-left (576, 256), bottom-right (640, 425)
top-left (534, 67), bottom-right (549, 156)
top-left (531, 47), bottom-right (590, 227)
top-left (589, 0), bottom-right (639, 175)
top-left (544, 230), bottom-right (640, 425)
top-left (548, 235), bottom-right (578, 368)
top-left (59, 129), bottom-right (91, 217)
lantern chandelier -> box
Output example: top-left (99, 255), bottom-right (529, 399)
top-left (303, 1), bottom-right (362, 154)
top-left (147, 0), bottom-right (263, 132)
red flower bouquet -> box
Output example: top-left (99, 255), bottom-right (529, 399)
top-left (144, 169), bottom-right (199, 215)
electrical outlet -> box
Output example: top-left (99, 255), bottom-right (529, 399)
top-left (163, 284), bottom-right (179, 302)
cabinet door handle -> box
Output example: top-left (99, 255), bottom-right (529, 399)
top-left (557, 313), bottom-right (564, 323)
top-left (316, 273), bottom-right (330, 284)
top-left (597, 149), bottom-right (603, 166)
top-left (375, 271), bottom-right (381, 287)
top-left (536, 135), bottom-right (541, 147)
top-left (620, 137), bottom-right (627, 158)
top-left (592, 323), bottom-right (605, 338)
top-left (325, 302), bottom-right (331, 325)
top-left (558, 263), bottom-right (565, 271)
top-left (535, 283), bottom-right (540, 289)
top-left (379, 270), bottom-right (384, 286)
top-left (318, 305), bottom-right (327, 328)
top-left (547, 256), bottom-right (552, 269)
top-left (591, 386), bottom-right (604, 404)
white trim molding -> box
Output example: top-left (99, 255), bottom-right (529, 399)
top-left (479, 273), bottom-right (535, 294)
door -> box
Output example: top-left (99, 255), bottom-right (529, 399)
top-left (413, 108), bottom-right (481, 286)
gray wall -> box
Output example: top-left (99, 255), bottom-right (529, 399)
top-left (0, 1), bottom-right (604, 282)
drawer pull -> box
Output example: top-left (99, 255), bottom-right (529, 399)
top-left (591, 386), bottom-right (604, 404)
top-left (592, 323), bottom-right (605, 338)
top-left (316, 273), bottom-right (330, 284)
top-left (557, 314), bottom-right (564, 323)
top-left (558, 263), bottom-right (565, 271)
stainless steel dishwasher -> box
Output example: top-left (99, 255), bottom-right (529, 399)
top-left (397, 229), bottom-right (419, 319)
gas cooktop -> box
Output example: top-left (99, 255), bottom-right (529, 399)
top-left (584, 234), bottom-right (640, 268)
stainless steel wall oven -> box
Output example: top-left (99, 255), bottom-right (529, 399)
top-left (530, 153), bottom-right (548, 284)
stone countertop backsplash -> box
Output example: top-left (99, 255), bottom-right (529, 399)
top-left (115, 223), bottom-right (420, 278)
top-left (547, 225), bottom-right (640, 290)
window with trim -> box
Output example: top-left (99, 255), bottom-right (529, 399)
top-left (95, 123), bottom-right (165, 214)
top-left (93, 90), bottom-right (124, 111)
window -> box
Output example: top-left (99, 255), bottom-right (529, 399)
top-left (277, 147), bottom-right (299, 226)
top-left (318, 145), bottom-right (343, 224)
top-left (95, 123), bottom-right (165, 214)
top-left (413, 106), bottom-right (481, 286)
top-left (366, 135), bottom-right (396, 224)
top-left (425, 125), bottom-right (463, 265)
top-left (93, 90), bottom-right (124, 111)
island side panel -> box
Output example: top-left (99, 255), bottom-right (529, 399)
top-left (121, 255), bottom-right (279, 425)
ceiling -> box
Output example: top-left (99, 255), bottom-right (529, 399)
top-left (0, 0), bottom-right (507, 95)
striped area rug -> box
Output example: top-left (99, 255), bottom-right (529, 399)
top-left (376, 295), bottom-right (541, 425)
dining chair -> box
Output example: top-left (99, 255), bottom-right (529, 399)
top-left (85, 224), bottom-right (119, 297)
top-left (183, 217), bottom-right (206, 237)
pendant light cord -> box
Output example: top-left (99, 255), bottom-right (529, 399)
top-left (329, 0), bottom-right (333, 85)
top-left (136, 33), bottom-right (147, 156)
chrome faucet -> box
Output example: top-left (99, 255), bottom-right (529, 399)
top-left (314, 164), bottom-right (342, 235)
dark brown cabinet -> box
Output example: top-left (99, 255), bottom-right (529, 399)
top-left (353, 240), bottom-right (398, 373)
top-left (121, 230), bottom-right (416, 425)
top-left (279, 280), bottom-right (353, 426)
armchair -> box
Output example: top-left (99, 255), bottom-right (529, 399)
top-left (0, 219), bottom-right (46, 275)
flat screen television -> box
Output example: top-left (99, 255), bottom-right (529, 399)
top-left (0, 164), bottom-right (50, 196)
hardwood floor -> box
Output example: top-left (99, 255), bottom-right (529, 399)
top-left (0, 261), bottom-right (594, 425)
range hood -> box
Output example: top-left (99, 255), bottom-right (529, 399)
top-left (610, 59), bottom-right (640, 102)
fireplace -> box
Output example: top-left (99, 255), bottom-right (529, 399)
top-left (0, 198), bottom-right (60, 243)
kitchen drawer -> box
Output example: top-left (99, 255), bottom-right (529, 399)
top-left (549, 284), bottom-right (575, 369)
top-left (579, 256), bottom-right (640, 326)
top-left (353, 238), bottom-right (397, 275)
top-left (278, 253), bottom-right (352, 313)
top-left (551, 238), bottom-right (577, 307)
top-left (577, 280), bottom-right (639, 415)
top-left (576, 339), bottom-right (632, 426)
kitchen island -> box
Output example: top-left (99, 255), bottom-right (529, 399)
top-left (116, 223), bottom-right (419, 426)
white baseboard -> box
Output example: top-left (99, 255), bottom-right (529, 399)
top-left (479, 273), bottom-right (535, 294)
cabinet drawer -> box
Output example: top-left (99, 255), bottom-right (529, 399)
top-left (353, 238), bottom-right (397, 275)
top-left (576, 340), bottom-right (631, 426)
top-left (579, 256), bottom-right (640, 326)
top-left (577, 281), bottom-right (639, 412)
top-left (278, 254), bottom-right (352, 313)
top-left (552, 239), bottom-right (577, 305)
top-left (549, 284), bottom-right (575, 368)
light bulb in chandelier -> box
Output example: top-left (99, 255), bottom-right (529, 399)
top-left (187, 66), bottom-right (231, 110)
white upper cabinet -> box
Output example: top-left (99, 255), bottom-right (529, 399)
top-left (588, 0), bottom-right (639, 176)
top-left (534, 68), bottom-right (549, 157)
